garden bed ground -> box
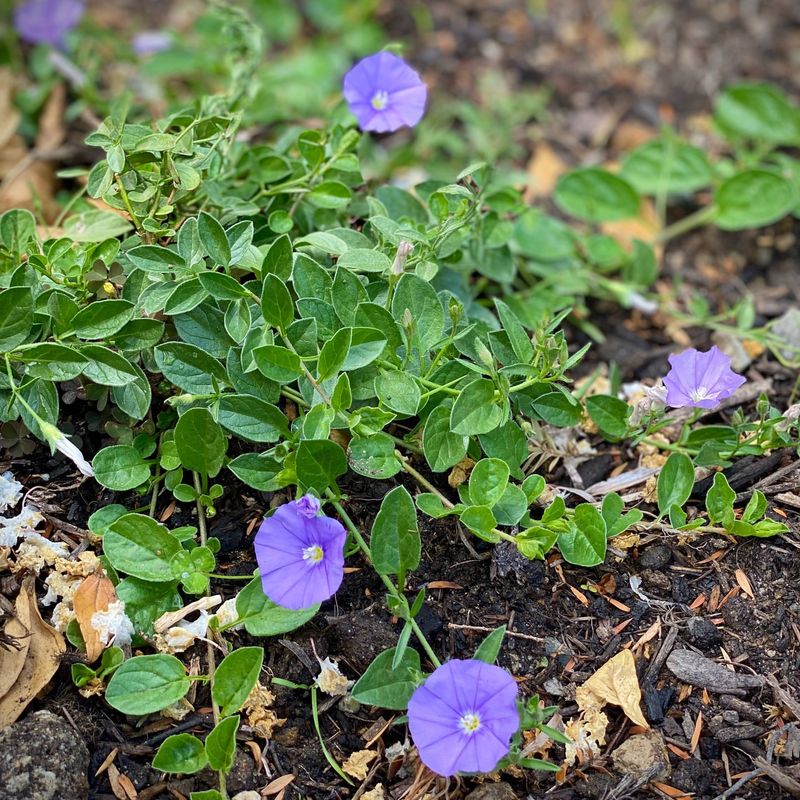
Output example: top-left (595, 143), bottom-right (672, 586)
top-left (2, 1), bottom-right (800, 799)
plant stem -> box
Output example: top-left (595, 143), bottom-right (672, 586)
top-left (397, 455), bottom-right (518, 545)
top-left (327, 494), bottom-right (442, 668)
top-left (114, 174), bottom-right (145, 235)
top-left (193, 471), bottom-right (226, 800)
top-left (653, 205), bottom-right (717, 244)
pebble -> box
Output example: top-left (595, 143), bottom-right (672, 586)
top-left (638, 544), bottom-right (672, 569)
top-left (686, 616), bottom-right (723, 650)
top-left (465, 782), bottom-right (519, 800)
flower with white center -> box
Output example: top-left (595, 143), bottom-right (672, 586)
top-left (39, 421), bottom-right (94, 477)
top-left (0, 472), bottom-right (22, 514)
top-left (91, 600), bottom-right (135, 647)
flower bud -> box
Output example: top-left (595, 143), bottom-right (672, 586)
top-left (390, 241), bottom-right (413, 276)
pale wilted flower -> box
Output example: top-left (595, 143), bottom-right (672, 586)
top-left (0, 472), bottom-right (23, 513)
top-left (91, 600), bottom-right (135, 647)
top-left (39, 421), bottom-right (94, 477)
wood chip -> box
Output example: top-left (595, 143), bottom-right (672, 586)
top-left (426, 581), bottom-right (463, 590)
top-left (735, 569), bottom-right (755, 599)
top-left (95, 747), bottom-right (118, 777)
top-left (666, 649), bottom-right (763, 696)
top-left (690, 711), bottom-right (703, 753)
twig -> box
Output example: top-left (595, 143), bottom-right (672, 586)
top-left (711, 767), bottom-right (766, 800)
top-left (447, 623), bottom-right (546, 643)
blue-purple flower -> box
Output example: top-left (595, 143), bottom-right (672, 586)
top-left (132, 30), bottom-right (172, 57)
top-left (407, 659), bottom-right (520, 776)
top-left (13, 0), bottom-right (84, 47)
top-left (254, 494), bottom-right (346, 611)
top-left (663, 346), bottom-right (745, 409)
top-left (343, 52), bottom-right (427, 133)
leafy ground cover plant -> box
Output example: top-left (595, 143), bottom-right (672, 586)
top-left (2, 3), bottom-right (800, 797)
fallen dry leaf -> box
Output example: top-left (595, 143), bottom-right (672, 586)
top-left (0, 577), bottom-right (66, 727)
top-left (0, 584), bottom-right (32, 697)
top-left (524, 142), bottom-right (568, 202)
top-left (73, 572), bottom-right (117, 663)
top-left (342, 749), bottom-right (377, 780)
top-left (734, 569), bottom-right (755, 599)
top-left (576, 648), bottom-right (650, 729)
top-left (262, 774), bottom-right (295, 796)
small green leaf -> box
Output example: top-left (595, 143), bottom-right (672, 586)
top-left (174, 407), bottom-right (227, 478)
top-left (348, 433), bottom-right (402, 479)
top-left (706, 472), bottom-right (736, 524)
top-left (261, 274), bottom-right (295, 331)
top-left (92, 445), bottom-right (150, 491)
top-left (212, 647), bottom-right (264, 717)
top-left (423, 405), bottom-right (468, 472)
top-left (370, 486), bottom-right (420, 577)
top-left (558, 504), bottom-right (607, 566)
top-left (473, 625), bottom-right (506, 664)
top-left (198, 212), bottom-right (231, 266)
top-left (555, 168), bottom-right (640, 222)
top-left (350, 647), bottom-right (421, 710)
top-left (374, 371), bottom-right (420, 416)
top-left (586, 395), bottom-right (630, 439)
top-left (152, 734), bottom-right (208, 774)
top-left (469, 458), bottom-right (510, 507)
top-left (450, 378), bottom-right (506, 435)
top-left (205, 716), bottom-right (240, 773)
top-left (715, 170), bottom-right (796, 230)
top-left (106, 654), bottom-right (190, 714)
top-left (104, 514), bottom-right (182, 582)
top-left (296, 439), bottom-right (347, 493)
top-left (657, 453), bottom-right (695, 516)
top-left (236, 576), bottom-right (319, 636)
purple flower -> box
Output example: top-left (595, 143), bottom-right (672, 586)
top-left (663, 346), bottom-right (745, 409)
top-left (254, 495), bottom-right (346, 611)
top-left (343, 52), bottom-right (427, 133)
top-left (14, 0), bottom-right (84, 47)
top-left (132, 30), bottom-right (172, 57)
top-left (408, 659), bottom-right (520, 777)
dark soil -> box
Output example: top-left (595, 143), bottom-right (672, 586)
top-left (3, 1), bottom-right (800, 799)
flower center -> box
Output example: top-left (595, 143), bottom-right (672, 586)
top-left (302, 544), bottom-right (324, 564)
top-left (689, 385), bottom-right (718, 403)
top-left (458, 711), bottom-right (482, 735)
top-left (370, 90), bottom-right (389, 110)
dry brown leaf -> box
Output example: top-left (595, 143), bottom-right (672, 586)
top-left (262, 774), bottom-right (295, 796)
top-left (0, 577), bottom-right (66, 727)
top-left (447, 456), bottom-right (474, 488)
top-left (576, 649), bottom-right (650, 729)
top-left (0, 584), bottom-right (32, 697)
top-left (73, 572), bottom-right (117, 663)
top-left (734, 569), bottom-right (755, 599)
top-left (342, 749), bottom-right (377, 780)
top-left (524, 142), bottom-right (568, 201)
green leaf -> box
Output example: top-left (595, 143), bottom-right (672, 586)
top-left (706, 472), bottom-right (736, 524)
top-left (479, 421), bottom-right (528, 478)
top-left (555, 168), bottom-right (640, 222)
top-left (317, 328), bottom-right (351, 381)
top-left (601, 492), bottom-right (644, 538)
top-left (252, 345), bottom-right (303, 383)
top-left (262, 234), bottom-right (293, 280)
top-left (236, 576), bottom-right (319, 635)
top-left (337, 249), bottom-right (392, 273)
top-left (586, 395), bottom-right (630, 439)
top-left (164, 279), bottom-right (208, 316)
top-left (198, 212), bottom-right (231, 266)
top-left (116, 577), bottom-right (181, 636)
top-left (205, 716), bottom-right (240, 773)
top-left (174, 407), bottom-right (227, 478)
top-left (558, 504), bottom-right (607, 566)
top-left (391, 273), bottom-right (445, 352)
top-left (152, 734), bottom-right (208, 774)
top-left (657, 453), bottom-right (695, 516)
top-left (473, 625), bottom-right (506, 664)
top-left (348, 433), bottom-right (402, 479)
top-left (469, 458), bottom-right (509, 507)
top-left (715, 170), bottom-right (796, 230)
top-left (742, 490), bottom-right (767, 523)
top-left (374, 371), bottom-right (420, 416)
top-left (212, 646), bottom-right (264, 717)
top-left (154, 342), bottom-right (228, 394)
top-left (459, 505), bottom-right (499, 543)
top-left (296, 439), bottom-right (347, 493)
top-left (308, 180), bottom-right (352, 209)
top-left (92, 445), bottom-right (150, 491)
top-left (217, 395), bottom-right (288, 443)
top-left (530, 390), bottom-right (581, 427)
top-left (450, 378), bottom-right (506, 435)
top-left (342, 328), bottom-right (387, 371)
top-left (127, 244), bottom-right (186, 273)
top-left (423, 404), bottom-right (468, 472)
top-left (715, 83), bottom-right (800, 145)
top-left (80, 345), bottom-right (139, 386)
top-left (621, 138), bottom-right (713, 194)
top-left (227, 453), bottom-right (284, 491)
top-left (72, 299), bottom-right (135, 339)
top-left (0, 208), bottom-right (35, 252)
top-left (197, 271), bottom-right (250, 300)
top-left (104, 514), bottom-right (182, 581)
top-left (370, 486), bottom-right (420, 577)
top-left (350, 647), bottom-right (421, 710)
top-left (261, 274), bottom-right (295, 331)
top-left (15, 342), bottom-right (87, 382)
top-left (106, 654), bottom-right (190, 714)
top-left (0, 287), bottom-right (33, 350)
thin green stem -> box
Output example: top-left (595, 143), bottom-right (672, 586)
top-left (653, 205), bottom-right (717, 244)
top-left (114, 174), bottom-right (144, 235)
top-left (328, 495), bottom-right (441, 668)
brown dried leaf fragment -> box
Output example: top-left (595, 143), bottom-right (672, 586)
top-left (73, 572), bottom-right (117, 663)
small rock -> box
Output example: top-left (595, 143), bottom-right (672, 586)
top-left (640, 569), bottom-right (671, 591)
top-left (644, 685), bottom-right (675, 723)
top-left (671, 759), bottom-right (714, 794)
top-left (716, 724), bottom-right (766, 743)
top-left (465, 782), bottom-right (519, 800)
top-left (231, 793), bottom-right (261, 800)
top-left (722, 710), bottom-right (740, 724)
top-left (0, 710), bottom-right (89, 800)
top-left (543, 677), bottom-right (566, 697)
top-left (638, 545), bottom-right (672, 569)
top-left (611, 731), bottom-right (670, 779)
top-left (687, 616), bottom-right (723, 650)
top-left (721, 598), bottom-right (752, 631)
